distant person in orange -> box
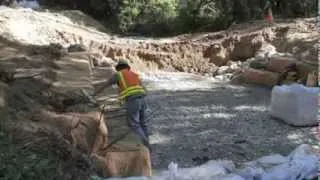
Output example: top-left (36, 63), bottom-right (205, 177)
top-left (263, 0), bottom-right (274, 24)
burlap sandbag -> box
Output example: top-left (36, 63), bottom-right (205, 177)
top-left (91, 144), bottom-right (152, 177)
top-left (31, 110), bottom-right (108, 154)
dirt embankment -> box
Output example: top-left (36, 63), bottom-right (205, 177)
top-left (0, 7), bottom-right (317, 75)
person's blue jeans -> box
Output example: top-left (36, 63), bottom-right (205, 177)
top-left (125, 95), bottom-right (150, 149)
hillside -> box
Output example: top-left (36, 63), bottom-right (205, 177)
top-left (0, 6), bottom-right (318, 179)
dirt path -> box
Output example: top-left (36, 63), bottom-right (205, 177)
top-left (141, 73), bottom-right (317, 169)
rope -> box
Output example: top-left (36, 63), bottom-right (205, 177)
top-left (101, 130), bottom-right (132, 151)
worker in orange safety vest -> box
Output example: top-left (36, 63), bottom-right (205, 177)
top-left (94, 60), bottom-right (150, 150)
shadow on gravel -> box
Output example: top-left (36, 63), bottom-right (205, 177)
top-left (146, 84), bottom-right (316, 169)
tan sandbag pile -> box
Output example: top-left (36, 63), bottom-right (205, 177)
top-left (28, 109), bottom-right (151, 177)
top-left (0, 40), bottom-right (150, 178)
top-left (91, 144), bottom-right (152, 177)
top-left (30, 110), bottom-right (108, 154)
top-left (53, 53), bottom-right (93, 90)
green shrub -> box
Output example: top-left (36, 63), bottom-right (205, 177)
top-left (36, 0), bottom-right (319, 36)
top-left (0, 132), bottom-right (62, 180)
top-left (177, 0), bottom-right (229, 33)
top-left (0, 131), bottom-right (91, 180)
top-left (117, 0), bottom-right (178, 35)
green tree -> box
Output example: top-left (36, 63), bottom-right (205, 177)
top-left (37, 0), bottom-right (318, 35)
top-left (118, 0), bottom-right (178, 35)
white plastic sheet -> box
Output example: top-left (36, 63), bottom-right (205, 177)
top-left (101, 177), bottom-right (148, 180)
top-left (236, 166), bottom-right (264, 180)
top-left (261, 144), bottom-right (318, 180)
top-left (17, 0), bottom-right (39, 9)
top-left (102, 145), bottom-right (318, 180)
top-left (154, 160), bottom-right (234, 180)
top-left (168, 162), bottom-right (178, 180)
top-left (255, 154), bottom-right (288, 169)
top-left (261, 155), bottom-right (318, 180)
top-left (270, 84), bottom-right (319, 126)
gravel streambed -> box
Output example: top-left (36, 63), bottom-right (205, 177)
top-left (140, 72), bottom-right (317, 169)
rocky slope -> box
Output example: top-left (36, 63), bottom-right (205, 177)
top-left (0, 7), bottom-right (318, 77)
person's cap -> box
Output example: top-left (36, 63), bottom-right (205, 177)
top-left (115, 59), bottom-right (129, 67)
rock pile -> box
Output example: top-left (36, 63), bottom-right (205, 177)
top-left (230, 43), bottom-right (318, 87)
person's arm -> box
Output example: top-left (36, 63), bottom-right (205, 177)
top-left (141, 82), bottom-right (148, 94)
top-left (138, 76), bottom-right (148, 94)
top-left (94, 74), bottom-right (118, 95)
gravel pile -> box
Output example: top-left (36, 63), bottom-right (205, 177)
top-left (141, 72), bottom-right (317, 169)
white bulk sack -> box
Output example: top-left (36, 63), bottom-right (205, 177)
top-left (270, 84), bottom-right (319, 126)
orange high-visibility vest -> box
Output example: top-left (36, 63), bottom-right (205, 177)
top-left (116, 69), bottom-right (146, 100)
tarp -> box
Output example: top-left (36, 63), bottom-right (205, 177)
top-left (17, 0), bottom-right (39, 9)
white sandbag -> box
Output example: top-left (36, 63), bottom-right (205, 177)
top-left (168, 162), bottom-right (178, 180)
top-left (261, 154), bottom-right (318, 180)
top-left (236, 166), bottom-right (264, 180)
top-left (256, 154), bottom-right (288, 169)
top-left (212, 174), bottom-right (245, 180)
top-left (154, 160), bottom-right (234, 180)
top-left (261, 144), bottom-right (318, 180)
top-left (288, 144), bottom-right (314, 159)
top-left (103, 177), bottom-right (148, 180)
top-left (243, 154), bottom-right (288, 171)
top-left (101, 145), bottom-right (318, 180)
top-left (270, 84), bottom-right (319, 126)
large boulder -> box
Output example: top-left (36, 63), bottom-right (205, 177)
top-left (296, 62), bottom-right (318, 81)
top-left (229, 34), bottom-right (264, 61)
top-left (68, 44), bottom-right (87, 52)
top-left (266, 56), bottom-right (297, 73)
top-left (254, 43), bottom-right (277, 60)
top-left (241, 68), bottom-right (280, 86)
top-left (217, 66), bottom-right (232, 75)
top-left (204, 44), bottom-right (229, 66)
top-left (249, 58), bottom-right (268, 70)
